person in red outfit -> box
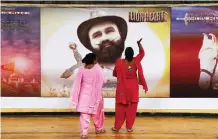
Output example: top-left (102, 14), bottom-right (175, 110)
top-left (111, 38), bottom-right (148, 132)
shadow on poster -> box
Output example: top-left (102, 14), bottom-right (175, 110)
top-left (171, 7), bottom-right (218, 97)
top-left (1, 7), bottom-right (41, 97)
top-left (41, 8), bottom-right (170, 98)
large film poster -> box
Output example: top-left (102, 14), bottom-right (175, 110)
top-left (41, 8), bottom-right (170, 98)
top-left (171, 7), bottom-right (218, 97)
top-left (1, 7), bottom-right (41, 97)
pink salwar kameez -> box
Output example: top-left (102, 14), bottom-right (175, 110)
top-left (69, 64), bottom-right (107, 136)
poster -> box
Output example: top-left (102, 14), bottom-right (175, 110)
top-left (1, 7), bottom-right (41, 97)
top-left (171, 7), bottom-right (218, 97)
top-left (41, 8), bottom-right (170, 98)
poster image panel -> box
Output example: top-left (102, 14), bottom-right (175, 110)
top-left (1, 6), bottom-right (41, 97)
top-left (41, 8), bottom-right (170, 98)
top-left (171, 6), bottom-right (218, 97)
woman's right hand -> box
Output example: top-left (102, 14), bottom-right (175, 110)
top-left (137, 38), bottom-right (142, 45)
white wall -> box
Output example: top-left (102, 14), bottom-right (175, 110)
top-left (1, 98), bottom-right (218, 110)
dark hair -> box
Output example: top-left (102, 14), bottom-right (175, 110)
top-left (125, 47), bottom-right (134, 62)
top-left (82, 53), bottom-right (97, 65)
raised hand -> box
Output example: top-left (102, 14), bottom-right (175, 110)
top-left (69, 42), bottom-right (77, 50)
top-left (137, 38), bottom-right (142, 44)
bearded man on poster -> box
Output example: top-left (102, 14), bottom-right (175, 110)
top-left (61, 9), bottom-right (128, 79)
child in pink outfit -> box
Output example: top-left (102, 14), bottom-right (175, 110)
top-left (69, 53), bottom-right (107, 139)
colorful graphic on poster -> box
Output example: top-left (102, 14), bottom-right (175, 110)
top-left (171, 7), bottom-right (218, 97)
top-left (1, 7), bottom-right (41, 97)
top-left (41, 8), bottom-right (170, 97)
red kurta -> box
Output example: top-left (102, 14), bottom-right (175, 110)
top-left (113, 47), bottom-right (148, 104)
top-left (120, 61), bottom-right (138, 104)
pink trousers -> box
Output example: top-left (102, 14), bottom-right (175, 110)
top-left (80, 101), bottom-right (104, 136)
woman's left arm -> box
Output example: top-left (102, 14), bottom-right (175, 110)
top-left (136, 38), bottom-right (145, 61)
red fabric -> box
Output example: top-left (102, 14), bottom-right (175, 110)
top-left (113, 47), bottom-right (148, 103)
top-left (123, 63), bottom-right (139, 103)
top-left (114, 102), bottom-right (138, 129)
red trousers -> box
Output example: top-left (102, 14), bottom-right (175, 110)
top-left (114, 102), bottom-right (138, 130)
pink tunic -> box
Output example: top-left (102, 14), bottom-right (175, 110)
top-left (69, 64), bottom-right (107, 114)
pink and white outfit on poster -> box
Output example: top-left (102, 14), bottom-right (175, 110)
top-left (69, 64), bottom-right (107, 136)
